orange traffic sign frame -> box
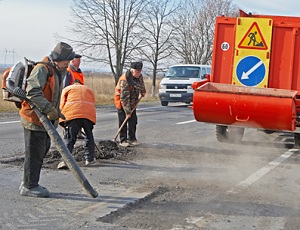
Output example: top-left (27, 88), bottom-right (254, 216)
top-left (233, 18), bottom-right (273, 88)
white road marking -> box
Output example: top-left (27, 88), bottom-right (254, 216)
top-left (227, 148), bottom-right (298, 194)
top-left (137, 106), bottom-right (161, 111)
top-left (0, 120), bottom-right (20, 125)
top-left (177, 148), bottom-right (295, 229)
top-left (176, 120), bottom-right (196, 124)
top-left (0, 106), bottom-right (160, 125)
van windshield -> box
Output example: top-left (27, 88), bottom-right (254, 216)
top-left (166, 66), bottom-right (200, 78)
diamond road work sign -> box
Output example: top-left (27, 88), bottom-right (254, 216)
top-left (232, 17), bottom-right (273, 88)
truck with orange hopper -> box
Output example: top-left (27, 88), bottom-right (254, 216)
top-left (192, 10), bottom-right (300, 147)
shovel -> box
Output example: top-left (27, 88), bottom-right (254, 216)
top-left (113, 96), bottom-right (142, 142)
top-left (8, 87), bottom-right (98, 198)
top-left (79, 130), bottom-right (106, 158)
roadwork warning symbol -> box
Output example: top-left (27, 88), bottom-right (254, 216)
top-left (238, 22), bottom-right (268, 50)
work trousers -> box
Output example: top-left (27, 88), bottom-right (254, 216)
top-left (23, 128), bottom-right (50, 189)
top-left (117, 108), bottom-right (137, 142)
top-left (64, 118), bottom-right (95, 161)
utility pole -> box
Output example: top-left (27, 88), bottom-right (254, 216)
top-left (11, 49), bottom-right (15, 64)
top-left (3, 48), bottom-right (16, 65)
top-left (4, 48), bottom-right (7, 65)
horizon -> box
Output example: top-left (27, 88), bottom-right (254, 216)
top-left (0, 62), bottom-right (110, 73)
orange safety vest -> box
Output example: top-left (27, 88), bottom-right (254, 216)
top-left (59, 83), bottom-right (96, 125)
top-left (1, 68), bottom-right (11, 89)
top-left (67, 66), bottom-right (85, 85)
top-left (19, 58), bottom-right (55, 127)
top-left (114, 74), bottom-right (133, 109)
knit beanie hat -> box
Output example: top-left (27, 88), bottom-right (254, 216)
top-left (130, 62), bottom-right (143, 70)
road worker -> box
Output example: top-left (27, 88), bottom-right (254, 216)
top-left (114, 61), bottom-right (146, 147)
top-left (63, 53), bottom-right (85, 139)
top-left (58, 79), bottom-right (97, 169)
top-left (19, 42), bottom-right (75, 197)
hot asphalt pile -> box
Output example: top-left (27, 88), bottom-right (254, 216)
top-left (1, 140), bottom-right (136, 170)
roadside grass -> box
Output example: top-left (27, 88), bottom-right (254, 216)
top-left (0, 70), bottom-right (160, 112)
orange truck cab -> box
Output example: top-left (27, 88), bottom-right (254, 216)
top-left (192, 10), bottom-right (300, 146)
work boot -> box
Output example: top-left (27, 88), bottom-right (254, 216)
top-left (20, 185), bottom-right (50, 198)
top-left (128, 140), bottom-right (140, 146)
top-left (119, 141), bottom-right (130, 147)
top-left (85, 158), bottom-right (96, 166)
top-left (57, 161), bottom-right (68, 169)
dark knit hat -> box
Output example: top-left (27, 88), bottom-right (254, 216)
top-left (50, 42), bottom-right (75, 61)
top-left (130, 62), bottom-right (143, 70)
top-left (74, 54), bottom-right (82, 58)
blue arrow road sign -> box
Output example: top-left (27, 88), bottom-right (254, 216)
top-left (236, 56), bottom-right (266, 86)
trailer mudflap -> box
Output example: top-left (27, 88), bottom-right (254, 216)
top-left (193, 82), bottom-right (298, 131)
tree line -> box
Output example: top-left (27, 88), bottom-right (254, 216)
top-left (66, 0), bottom-right (239, 96)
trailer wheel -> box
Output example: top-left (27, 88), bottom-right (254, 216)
top-left (294, 133), bottom-right (300, 148)
top-left (216, 125), bottom-right (244, 143)
top-left (262, 129), bottom-right (275, 134)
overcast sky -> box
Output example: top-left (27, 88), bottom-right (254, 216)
top-left (234, 0), bottom-right (300, 16)
top-left (0, 0), bottom-right (73, 66)
top-left (1, 0), bottom-right (300, 69)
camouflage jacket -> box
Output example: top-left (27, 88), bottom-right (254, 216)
top-left (115, 69), bottom-right (146, 114)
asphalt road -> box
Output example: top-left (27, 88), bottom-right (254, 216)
top-left (0, 101), bottom-right (300, 229)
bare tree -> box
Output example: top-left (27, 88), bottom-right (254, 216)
top-left (171, 0), bottom-right (238, 65)
top-left (69, 0), bottom-right (149, 84)
top-left (136, 0), bottom-right (180, 97)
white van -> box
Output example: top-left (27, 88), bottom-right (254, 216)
top-left (159, 64), bottom-right (211, 106)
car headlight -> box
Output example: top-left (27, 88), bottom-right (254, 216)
top-left (160, 84), bottom-right (166, 89)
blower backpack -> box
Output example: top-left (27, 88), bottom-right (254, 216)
top-left (2, 58), bottom-right (52, 107)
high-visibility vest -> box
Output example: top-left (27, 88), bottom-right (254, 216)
top-left (67, 66), bottom-right (84, 85)
top-left (114, 74), bottom-right (133, 109)
top-left (19, 57), bottom-right (55, 127)
top-left (59, 83), bottom-right (96, 125)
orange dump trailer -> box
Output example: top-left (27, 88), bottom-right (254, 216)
top-left (192, 11), bottom-right (300, 145)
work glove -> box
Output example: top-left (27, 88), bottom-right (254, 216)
top-left (47, 107), bottom-right (59, 120)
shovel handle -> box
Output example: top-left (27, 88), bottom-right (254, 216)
top-left (80, 130), bottom-right (106, 158)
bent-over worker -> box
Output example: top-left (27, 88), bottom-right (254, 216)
top-left (58, 79), bottom-right (97, 168)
